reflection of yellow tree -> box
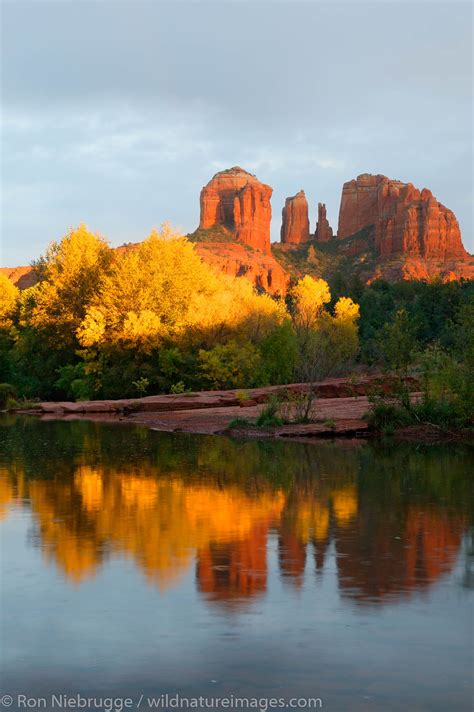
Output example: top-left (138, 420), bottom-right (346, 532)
top-left (0, 466), bottom-right (27, 519)
top-left (74, 469), bottom-right (104, 511)
top-left (0, 468), bottom-right (15, 519)
top-left (332, 486), bottom-right (357, 525)
top-left (29, 466), bottom-right (285, 590)
top-left (280, 484), bottom-right (357, 545)
top-left (29, 481), bottom-right (102, 583)
top-left (289, 501), bottom-right (330, 543)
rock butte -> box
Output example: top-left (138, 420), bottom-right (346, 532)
top-left (337, 173), bottom-right (467, 261)
top-left (280, 190), bottom-right (310, 244)
top-left (199, 166), bottom-right (272, 253)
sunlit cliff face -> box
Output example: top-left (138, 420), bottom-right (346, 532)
top-left (0, 463), bottom-right (466, 606)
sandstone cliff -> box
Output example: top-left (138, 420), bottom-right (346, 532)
top-left (199, 167), bottom-right (272, 253)
top-left (337, 174), bottom-right (467, 261)
top-left (280, 191), bottom-right (310, 244)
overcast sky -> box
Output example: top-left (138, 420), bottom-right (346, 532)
top-left (1, 0), bottom-right (472, 266)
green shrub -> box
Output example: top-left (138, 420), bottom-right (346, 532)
top-left (132, 377), bottom-right (150, 396)
top-left (0, 383), bottom-right (17, 409)
top-left (227, 417), bottom-right (253, 429)
top-left (255, 396), bottom-right (285, 427)
top-left (411, 399), bottom-right (469, 429)
top-left (55, 363), bottom-right (95, 401)
top-left (199, 340), bottom-right (261, 390)
top-left (365, 402), bottom-right (411, 430)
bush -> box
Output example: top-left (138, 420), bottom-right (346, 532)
top-left (132, 377), bottom-right (150, 396)
top-left (0, 383), bottom-right (17, 409)
top-left (198, 340), bottom-right (262, 390)
top-left (365, 401), bottom-right (411, 430)
top-left (56, 363), bottom-right (96, 401)
top-left (411, 399), bottom-right (468, 429)
top-left (227, 417), bottom-right (253, 429)
top-left (255, 396), bottom-right (285, 427)
top-left (170, 381), bottom-right (185, 394)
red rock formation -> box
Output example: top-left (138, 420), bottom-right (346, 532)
top-left (280, 190), bottom-right (310, 244)
top-left (0, 266), bottom-right (37, 289)
top-left (337, 173), bottom-right (468, 261)
top-left (314, 202), bottom-right (333, 243)
top-left (195, 242), bottom-right (288, 295)
top-left (199, 166), bottom-right (272, 252)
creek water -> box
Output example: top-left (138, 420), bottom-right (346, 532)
top-left (0, 417), bottom-right (472, 711)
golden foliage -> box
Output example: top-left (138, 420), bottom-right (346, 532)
top-left (334, 296), bottom-right (360, 323)
top-left (78, 225), bottom-right (286, 350)
top-left (25, 225), bottom-right (112, 345)
top-left (291, 276), bottom-right (331, 329)
top-left (0, 275), bottom-right (19, 329)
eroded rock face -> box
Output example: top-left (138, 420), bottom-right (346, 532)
top-left (195, 242), bottom-right (288, 295)
top-left (314, 203), bottom-right (333, 243)
top-left (0, 266), bottom-right (37, 289)
top-left (280, 190), bottom-right (310, 244)
top-left (337, 173), bottom-right (467, 260)
top-left (199, 167), bottom-right (272, 252)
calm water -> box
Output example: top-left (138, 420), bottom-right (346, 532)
top-left (0, 417), bottom-right (472, 712)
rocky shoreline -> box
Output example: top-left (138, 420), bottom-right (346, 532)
top-left (10, 376), bottom-right (428, 442)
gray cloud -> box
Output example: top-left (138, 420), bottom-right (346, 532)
top-left (1, 0), bottom-right (472, 265)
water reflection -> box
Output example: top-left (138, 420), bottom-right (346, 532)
top-left (0, 418), bottom-right (471, 607)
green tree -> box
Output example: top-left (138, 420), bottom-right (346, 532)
top-left (198, 341), bottom-right (262, 389)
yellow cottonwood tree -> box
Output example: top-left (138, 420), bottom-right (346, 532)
top-left (78, 226), bottom-right (286, 351)
top-left (26, 225), bottom-right (112, 346)
top-left (0, 275), bottom-right (19, 329)
top-left (291, 276), bottom-right (331, 330)
top-left (289, 276), bottom-right (360, 417)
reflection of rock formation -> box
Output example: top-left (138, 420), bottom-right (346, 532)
top-left (335, 505), bottom-right (465, 604)
top-left (0, 458), bottom-right (467, 607)
top-left (197, 523), bottom-right (269, 605)
top-left (278, 529), bottom-right (307, 587)
top-left (404, 509), bottom-right (463, 588)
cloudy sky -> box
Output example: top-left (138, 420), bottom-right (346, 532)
top-left (1, 0), bottom-right (472, 266)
